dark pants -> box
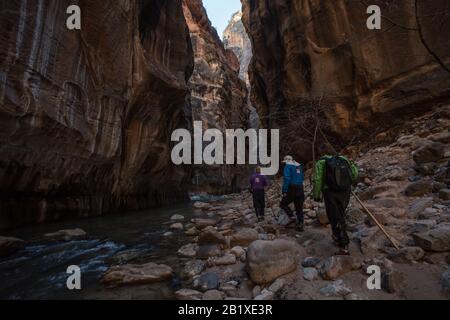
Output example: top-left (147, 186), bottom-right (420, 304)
top-left (280, 185), bottom-right (305, 225)
top-left (323, 188), bottom-right (351, 248)
top-left (252, 189), bottom-right (265, 218)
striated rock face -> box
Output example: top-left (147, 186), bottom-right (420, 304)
top-left (0, 0), bottom-right (194, 230)
top-left (242, 0), bottom-right (450, 161)
top-left (223, 11), bottom-right (259, 128)
top-left (182, 0), bottom-right (250, 194)
top-left (223, 11), bottom-right (253, 85)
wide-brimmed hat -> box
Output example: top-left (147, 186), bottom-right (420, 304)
top-left (282, 155), bottom-right (294, 163)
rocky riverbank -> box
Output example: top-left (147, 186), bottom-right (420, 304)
top-left (1, 106), bottom-right (448, 300)
top-left (101, 105), bottom-right (450, 300)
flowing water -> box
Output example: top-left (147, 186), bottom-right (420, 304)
top-left (0, 201), bottom-right (218, 300)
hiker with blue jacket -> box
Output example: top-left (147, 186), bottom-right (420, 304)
top-left (313, 155), bottom-right (359, 255)
top-left (280, 155), bottom-right (305, 232)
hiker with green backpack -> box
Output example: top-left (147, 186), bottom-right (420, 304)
top-left (313, 155), bottom-right (359, 255)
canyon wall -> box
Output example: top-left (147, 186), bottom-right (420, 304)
top-left (183, 0), bottom-right (250, 194)
top-left (242, 0), bottom-right (450, 161)
top-left (0, 0), bottom-right (194, 230)
top-left (223, 11), bottom-right (259, 129)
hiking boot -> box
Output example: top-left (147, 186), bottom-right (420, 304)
top-left (296, 224), bottom-right (305, 232)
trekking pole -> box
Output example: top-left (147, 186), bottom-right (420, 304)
top-left (351, 190), bottom-right (400, 250)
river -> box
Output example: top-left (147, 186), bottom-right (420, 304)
top-left (0, 199), bottom-right (223, 300)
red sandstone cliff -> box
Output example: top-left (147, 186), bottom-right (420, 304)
top-left (0, 0), bottom-right (194, 229)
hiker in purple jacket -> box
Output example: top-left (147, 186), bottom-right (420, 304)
top-left (250, 167), bottom-right (269, 222)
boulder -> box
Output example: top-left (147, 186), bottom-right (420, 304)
top-left (408, 197), bottom-right (434, 218)
top-left (193, 273), bottom-right (220, 292)
top-left (320, 280), bottom-right (352, 297)
top-left (382, 269), bottom-right (404, 294)
top-left (101, 263), bottom-right (173, 286)
top-left (193, 218), bottom-right (218, 230)
top-left (175, 289), bottom-right (203, 300)
top-left (442, 269), bottom-right (450, 295)
top-left (230, 246), bottom-right (246, 258)
top-left (170, 223), bottom-right (184, 231)
top-left (44, 228), bottom-right (87, 242)
top-left (387, 247), bottom-right (425, 263)
top-left (196, 244), bottom-right (222, 259)
top-left (0, 236), bottom-right (26, 257)
top-left (413, 142), bottom-right (446, 164)
top-left (178, 243), bottom-right (199, 258)
top-left (246, 239), bottom-right (302, 284)
top-left (230, 228), bottom-right (259, 247)
top-left (439, 189), bottom-right (450, 201)
top-left (303, 268), bottom-right (319, 281)
top-left (170, 214), bottom-right (185, 222)
top-left (319, 256), bottom-right (362, 280)
top-left (193, 202), bottom-right (211, 210)
top-left (181, 260), bottom-right (205, 279)
top-left (198, 228), bottom-right (226, 245)
top-left (254, 289), bottom-right (274, 300)
top-left (207, 253), bottom-right (236, 267)
top-left (413, 225), bottom-right (450, 252)
top-left (317, 208), bottom-right (330, 225)
top-left (202, 290), bottom-right (226, 300)
top-left (404, 181), bottom-right (432, 197)
top-left (268, 279), bottom-right (286, 293)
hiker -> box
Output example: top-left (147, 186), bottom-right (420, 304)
top-left (250, 166), bottom-right (269, 222)
top-left (313, 154), bottom-right (359, 255)
top-left (280, 156), bottom-right (305, 232)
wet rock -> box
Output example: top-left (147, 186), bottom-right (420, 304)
top-left (413, 142), bottom-right (446, 164)
top-left (175, 289), bottom-right (203, 300)
top-left (193, 218), bottom-right (218, 230)
top-left (197, 244), bottom-right (222, 259)
top-left (0, 236), bottom-right (25, 257)
top-left (171, 214), bottom-right (185, 222)
top-left (193, 202), bottom-right (212, 210)
top-left (387, 247), bottom-right (425, 263)
top-left (230, 228), bottom-right (259, 247)
top-left (413, 225), bottom-right (450, 252)
top-left (181, 260), bottom-right (205, 279)
top-left (198, 228), bottom-right (226, 245)
top-left (404, 181), bottom-right (433, 197)
top-left (101, 263), bottom-right (173, 286)
top-left (193, 273), bottom-right (220, 292)
top-left (178, 243), bottom-right (199, 258)
top-left (319, 256), bottom-right (362, 280)
top-left (409, 198), bottom-right (434, 219)
top-left (246, 239), bottom-right (302, 284)
top-left (203, 290), bottom-right (226, 300)
top-left (303, 268), bottom-right (319, 281)
top-left (44, 228), bottom-right (87, 242)
top-left (185, 227), bottom-right (200, 236)
top-left (170, 223), bottom-right (184, 231)
top-left (207, 253), bottom-right (237, 267)
top-left (439, 189), bottom-right (450, 201)
top-left (302, 257), bottom-right (321, 268)
top-left (230, 246), bottom-right (246, 259)
top-left (320, 280), bottom-right (352, 297)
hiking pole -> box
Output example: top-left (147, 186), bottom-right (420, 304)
top-left (351, 190), bottom-right (400, 250)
